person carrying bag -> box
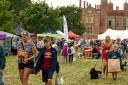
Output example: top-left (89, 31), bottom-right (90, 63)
top-left (55, 74), bottom-right (64, 85)
top-left (108, 44), bottom-right (121, 80)
top-left (17, 32), bottom-right (37, 85)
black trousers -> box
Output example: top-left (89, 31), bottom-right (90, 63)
top-left (69, 54), bottom-right (73, 63)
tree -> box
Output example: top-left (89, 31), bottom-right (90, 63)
top-left (9, 0), bottom-right (31, 14)
top-left (8, 0), bottom-right (31, 23)
top-left (58, 5), bottom-right (86, 35)
top-left (19, 2), bottom-right (62, 33)
top-left (0, 1), bottom-right (14, 33)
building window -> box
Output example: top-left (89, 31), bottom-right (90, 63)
top-left (116, 20), bottom-right (119, 27)
top-left (108, 20), bottom-right (112, 28)
top-left (87, 27), bottom-right (93, 34)
top-left (86, 16), bottom-right (93, 23)
top-left (123, 19), bottom-right (126, 27)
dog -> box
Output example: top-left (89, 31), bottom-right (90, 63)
top-left (121, 61), bottom-right (127, 71)
top-left (89, 68), bottom-right (102, 80)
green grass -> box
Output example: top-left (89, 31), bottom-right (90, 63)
top-left (4, 55), bottom-right (128, 85)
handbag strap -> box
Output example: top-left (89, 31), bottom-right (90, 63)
top-left (94, 60), bottom-right (99, 68)
top-left (93, 58), bottom-right (103, 69)
top-left (21, 42), bottom-right (25, 51)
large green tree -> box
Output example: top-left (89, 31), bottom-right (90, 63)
top-left (58, 5), bottom-right (86, 35)
top-left (19, 2), bottom-right (62, 33)
top-left (9, 0), bottom-right (31, 14)
top-left (8, 0), bottom-right (31, 23)
top-left (0, 1), bottom-right (14, 33)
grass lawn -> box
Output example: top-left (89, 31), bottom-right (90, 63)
top-left (4, 55), bottom-right (128, 85)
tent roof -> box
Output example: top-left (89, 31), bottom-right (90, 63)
top-left (98, 29), bottom-right (128, 40)
top-left (56, 30), bottom-right (65, 36)
top-left (0, 33), bottom-right (6, 39)
top-left (68, 31), bottom-right (79, 38)
top-left (42, 28), bottom-right (57, 34)
top-left (15, 25), bottom-right (32, 35)
top-left (0, 31), bottom-right (18, 38)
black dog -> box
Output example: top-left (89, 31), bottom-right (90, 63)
top-left (121, 61), bottom-right (127, 71)
top-left (89, 68), bottom-right (102, 80)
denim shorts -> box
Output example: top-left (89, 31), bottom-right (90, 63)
top-left (42, 69), bottom-right (54, 82)
top-left (18, 61), bottom-right (34, 70)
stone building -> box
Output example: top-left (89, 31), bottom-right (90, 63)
top-left (80, 0), bottom-right (128, 37)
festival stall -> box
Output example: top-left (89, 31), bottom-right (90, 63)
top-left (0, 31), bottom-right (18, 55)
top-left (98, 29), bottom-right (128, 40)
top-left (68, 31), bottom-right (79, 38)
top-left (0, 31), bottom-right (18, 38)
top-left (56, 30), bottom-right (65, 36)
top-left (37, 28), bottom-right (65, 39)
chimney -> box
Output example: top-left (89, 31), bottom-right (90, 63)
top-left (79, 0), bottom-right (82, 8)
top-left (116, 6), bottom-right (119, 10)
top-left (97, 5), bottom-right (99, 9)
top-left (89, 3), bottom-right (91, 7)
top-left (87, 2), bottom-right (88, 7)
top-left (95, 4), bottom-right (96, 9)
top-left (83, 1), bottom-right (86, 8)
top-left (99, 5), bottom-right (101, 9)
top-left (96, 5), bottom-right (98, 9)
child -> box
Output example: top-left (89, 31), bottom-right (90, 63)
top-left (61, 43), bottom-right (68, 63)
top-left (68, 44), bottom-right (75, 63)
top-left (78, 47), bottom-right (84, 59)
top-left (92, 44), bottom-right (100, 59)
top-left (35, 36), bottom-right (59, 85)
top-left (108, 44), bottom-right (121, 80)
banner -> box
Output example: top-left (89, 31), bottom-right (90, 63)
top-left (63, 15), bottom-right (68, 41)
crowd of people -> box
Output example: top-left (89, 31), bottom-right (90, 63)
top-left (0, 31), bottom-right (128, 85)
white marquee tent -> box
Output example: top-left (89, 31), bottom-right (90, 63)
top-left (56, 30), bottom-right (65, 36)
top-left (98, 29), bottom-right (128, 40)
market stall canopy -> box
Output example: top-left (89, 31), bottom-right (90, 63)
top-left (37, 29), bottom-right (64, 38)
top-left (68, 31), bottom-right (79, 38)
top-left (56, 30), bottom-right (65, 36)
top-left (0, 32), bottom-right (6, 39)
top-left (98, 29), bottom-right (128, 40)
top-left (0, 31), bottom-right (18, 38)
top-left (15, 25), bottom-right (32, 35)
top-left (37, 34), bottom-right (63, 37)
top-left (42, 28), bottom-right (57, 34)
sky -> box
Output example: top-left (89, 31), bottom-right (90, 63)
top-left (33, 0), bottom-right (126, 10)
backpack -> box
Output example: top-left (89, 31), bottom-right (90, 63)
top-left (62, 46), bottom-right (68, 56)
top-left (68, 48), bottom-right (72, 54)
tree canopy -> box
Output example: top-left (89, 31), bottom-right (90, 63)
top-left (58, 5), bottom-right (86, 35)
top-left (0, 1), bottom-right (86, 35)
top-left (0, 1), bottom-right (14, 33)
top-left (19, 2), bottom-right (62, 33)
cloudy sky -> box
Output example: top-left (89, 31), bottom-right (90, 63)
top-left (33, 0), bottom-right (126, 10)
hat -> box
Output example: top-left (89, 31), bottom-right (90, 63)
top-left (64, 43), bottom-right (68, 46)
top-left (21, 31), bottom-right (29, 36)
